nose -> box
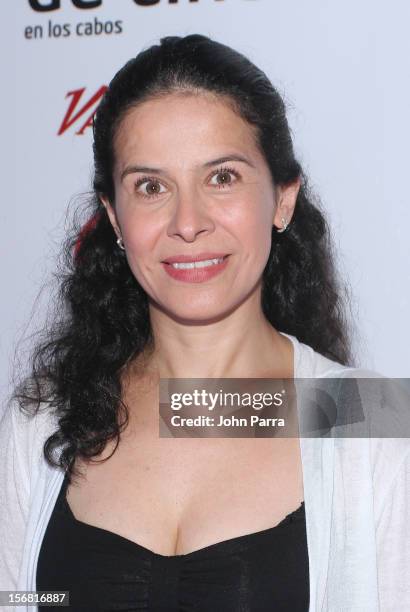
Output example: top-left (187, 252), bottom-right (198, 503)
top-left (166, 183), bottom-right (215, 242)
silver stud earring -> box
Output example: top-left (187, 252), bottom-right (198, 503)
top-left (276, 217), bottom-right (289, 234)
top-left (117, 237), bottom-right (125, 250)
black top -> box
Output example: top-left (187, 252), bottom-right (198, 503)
top-left (36, 472), bottom-right (310, 611)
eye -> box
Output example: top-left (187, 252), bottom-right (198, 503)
top-left (209, 166), bottom-right (240, 189)
top-left (134, 177), bottom-right (167, 199)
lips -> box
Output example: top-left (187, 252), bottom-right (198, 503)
top-left (162, 253), bottom-right (229, 264)
top-left (162, 255), bottom-right (230, 283)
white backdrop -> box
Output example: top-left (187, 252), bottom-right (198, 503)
top-left (2, 0), bottom-right (409, 405)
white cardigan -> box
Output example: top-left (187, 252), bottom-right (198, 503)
top-left (1, 332), bottom-right (410, 611)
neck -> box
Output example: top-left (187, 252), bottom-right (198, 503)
top-left (141, 301), bottom-right (294, 381)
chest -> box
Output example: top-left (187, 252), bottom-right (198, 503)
top-left (66, 429), bottom-right (304, 556)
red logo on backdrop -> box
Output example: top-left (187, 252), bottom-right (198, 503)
top-left (58, 86), bottom-right (107, 135)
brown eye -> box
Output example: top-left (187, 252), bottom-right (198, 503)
top-left (145, 181), bottom-right (161, 194)
top-left (135, 178), bottom-right (166, 199)
top-left (216, 172), bottom-right (232, 185)
top-left (209, 166), bottom-right (239, 189)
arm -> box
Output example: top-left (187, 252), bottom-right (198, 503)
top-left (0, 404), bottom-right (31, 591)
top-left (376, 444), bottom-right (410, 611)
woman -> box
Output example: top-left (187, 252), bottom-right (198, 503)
top-left (1, 34), bottom-right (409, 611)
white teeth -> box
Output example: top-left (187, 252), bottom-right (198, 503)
top-left (171, 257), bottom-right (224, 269)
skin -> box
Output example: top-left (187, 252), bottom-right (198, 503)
top-left (66, 94), bottom-right (305, 555)
top-left (101, 91), bottom-right (300, 381)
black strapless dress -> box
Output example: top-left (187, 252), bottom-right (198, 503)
top-left (36, 472), bottom-right (309, 611)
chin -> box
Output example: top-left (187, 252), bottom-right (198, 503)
top-left (155, 299), bottom-right (235, 325)
top-left (171, 311), bottom-right (233, 326)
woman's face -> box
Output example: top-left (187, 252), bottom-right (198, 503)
top-left (102, 91), bottom-right (299, 323)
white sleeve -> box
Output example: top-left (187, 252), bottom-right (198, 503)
top-left (0, 403), bottom-right (31, 591)
top-left (376, 445), bottom-right (410, 611)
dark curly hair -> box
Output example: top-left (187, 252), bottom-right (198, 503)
top-left (11, 34), bottom-right (355, 479)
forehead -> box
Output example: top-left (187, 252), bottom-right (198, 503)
top-left (113, 91), bottom-right (261, 171)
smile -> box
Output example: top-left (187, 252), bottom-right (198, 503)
top-left (170, 257), bottom-right (224, 269)
top-left (162, 255), bottom-right (230, 283)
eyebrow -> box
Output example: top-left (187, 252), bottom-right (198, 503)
top-left (120, 154), bottom-right (256, 182)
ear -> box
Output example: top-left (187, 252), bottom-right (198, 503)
top-left (272, 177), bottom-right (301, 230)
top-left (99, 194), bottom-right (122, 239)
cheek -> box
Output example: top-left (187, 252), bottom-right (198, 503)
top-left (116, 206), bottom-right (159, 258)
top-left (235, 198), bottom-right (273, 258)
top-left (124, 227), bottom-right (153, 256)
